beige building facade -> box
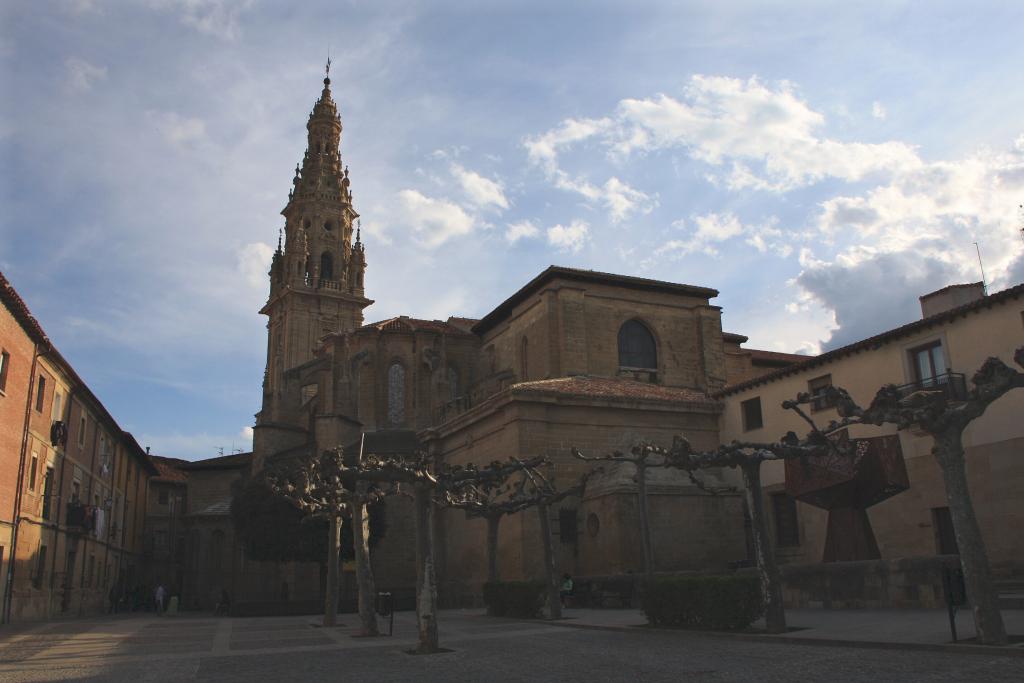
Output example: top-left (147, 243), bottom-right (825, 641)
top-left (718, 282), bottom-right (1024, 576)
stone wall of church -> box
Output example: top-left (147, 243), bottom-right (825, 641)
top-left (432, 394), bottom-right (745, 602)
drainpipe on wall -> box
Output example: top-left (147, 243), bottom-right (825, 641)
top-left (77, 418), bottom-right (101, 616)
top-left (47, 386), bottom-right (75, 617)
top-left (2, 343), bottom-right (42, 624)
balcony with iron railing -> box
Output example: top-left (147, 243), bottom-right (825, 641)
top-left (65, 501), bottom-right (90, 533)
top-left (894, 372), bottom-right (968, 402)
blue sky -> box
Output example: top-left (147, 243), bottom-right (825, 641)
top-left (2, 1), bottom-right (1023, 459)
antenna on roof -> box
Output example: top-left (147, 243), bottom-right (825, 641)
top-left (973, 242), bottom-right (988, 295)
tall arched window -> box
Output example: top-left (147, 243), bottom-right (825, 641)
top-left (520, 336), bottom-right (529, 381)
top-left (618, 320), bottom-right (657, 369)
top-left (447, 367), bottom-right (459, 401)
top-left (320, 252), bottom-right (334, 281)
top-left (387, 363), bottom-right (406, 425)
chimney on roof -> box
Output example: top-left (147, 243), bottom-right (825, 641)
top-left (146, 446), bottom-right (150, 454)
top-left (919, 282), bottom-right (985, 318)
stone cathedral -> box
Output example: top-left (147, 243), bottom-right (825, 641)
top-left (246, 73), bottom-right (802, 605)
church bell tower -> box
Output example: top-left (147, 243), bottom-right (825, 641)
top-left (258, 64), bottom-right (371, 425)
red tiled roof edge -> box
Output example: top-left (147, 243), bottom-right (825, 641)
top-left (0, 270), bottom-right (50, 346)
top-left (749, 349), bottom-right (812, 365)
top-left (714, 282), bottom-right (1024, 398)
top-left (510, 375), bottom-right (720, 406)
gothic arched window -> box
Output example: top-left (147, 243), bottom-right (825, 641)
top-left (520, 336), bottom-right (529, 381)
top-left (387, 363), bottom-right (406, 425)
top-left (320, 252), bottom-right (334, 281)
top-left (618, 320), bottom-right (657, 369)
top-left (447, 367), bottom-right (459, 401)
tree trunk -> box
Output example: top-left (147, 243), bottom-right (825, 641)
top-left (352, 494), bottom-right (379, 636)
top-left (414, 483), bottom-right (439, 653)
top-left (538, 501), bottom-right (562, 620)
top-left (324, 515), bottom-right (340, 627)
top-left (636, 461), bottom-right (654, 584)
top-left (934, 431), bottom-right (1007, 645)
top-left (741, 461), bottom-right (786, 634)
top-left (486, 514), bottom-right (501, 584)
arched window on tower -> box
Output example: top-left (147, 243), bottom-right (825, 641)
top-left (387, 363), bottom-right (406, 426)
top-left (320, 252), bottom-right (334, 282)
top-left (618, 320), bottom-right (657, 370)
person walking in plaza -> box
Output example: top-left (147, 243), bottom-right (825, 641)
top-left (155, 583), bottom-right (166, 615)
top-left (560, 573), bottom-right (574, 608)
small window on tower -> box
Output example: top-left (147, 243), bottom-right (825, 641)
top-left (320, 252), bottom-right (334, 281)
top-left (323, 221), bottom-right (332, 231)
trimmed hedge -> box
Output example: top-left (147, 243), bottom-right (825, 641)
top-left (642, 575), bottom-right (764, 631)
top-left (482, 581), bottom-right (546, 618)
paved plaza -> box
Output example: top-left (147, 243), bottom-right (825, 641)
top-left (1, 609), bottom-right (1023, 682)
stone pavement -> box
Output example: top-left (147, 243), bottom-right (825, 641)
top-left (556, 606), bottom-right (1024, 650)
top-left (0, 608), bottom-right (1022, 682)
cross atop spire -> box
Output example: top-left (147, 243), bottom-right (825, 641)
top-left (325, 54), bottom-right (332, 85)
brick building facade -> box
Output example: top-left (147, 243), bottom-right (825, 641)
top-left (1, 272), bottom-right (156, 623)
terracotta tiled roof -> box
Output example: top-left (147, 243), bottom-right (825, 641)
top-left (715, 281), bottom-right (1024, 397)
top-left (510, 376), bottom-right (716, 404)
top-left (0, 270), bottom-right (50, 345)
top-left (178, 451), bottom-right (252, 471)
top-left (750, 349), bottom-right (812, 365)
top-left (360, 316), bottom-right (476, 337)
top-left (149, 455), bottom-right (189, 482)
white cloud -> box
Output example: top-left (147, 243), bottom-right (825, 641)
top-left (63, 0), bottom-right (102, 14)
top-left (64, 57), bottom-right (107, 93)
top-left (505, 220), bottom-right (539, 243)
top-left (531, 75), bottom-right (920, 194)
top-left (524, 116), bottom-right (612, 171)
top-left (542, 169), bottom-right (655, 223)
top-left (792, 135), bottom-right (1024, 349)
top-left (237, 242), bottom-right (273, 289)
top-left (159, 0), bottom-right (253, 41)
top-left (397, 189), bottom-right (475, 248)
top-left (451, 164), bottom-right (509, 210)
top-left (524, 117), bottom-right (654, 222)
top-left (361, 219), bottom-right (393, 246)
top-left (602, 177), bottom-right (657, 222)
top-left (655, 211), bottom-right (792, 258)
top-left (147, 110), bottom-right (207, 148)
top-left (871, 101), bottom-right (887, 120)
top-left (547, 220), bottom-right (589, 253)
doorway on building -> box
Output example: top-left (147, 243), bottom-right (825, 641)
top-left (932, 507), bottom-right (960, 555)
